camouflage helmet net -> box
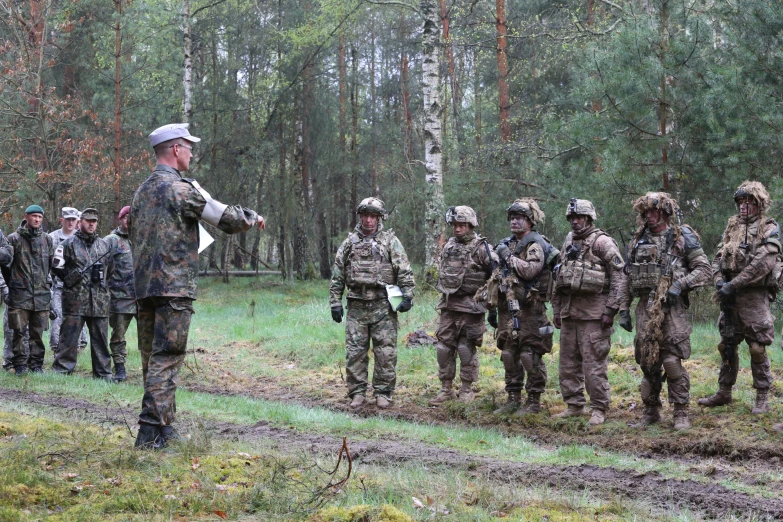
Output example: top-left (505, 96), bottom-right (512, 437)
top-left (506, 198), bottom-right (545, 226)
top-left (356, 197), bottom-right (386, 218)
top-left (565, 198), bottom-right (597, 220)
top-left (445, 205), bottom-right (478, 227)
top-left (632, 192), bottom-right (680, 228)
top-left (733, 180), bottom-right (771, 215)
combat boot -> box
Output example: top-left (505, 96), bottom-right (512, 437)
top-left (29, 367), bottom-right (43, 374)
top-left (134, 424), bottom-right (162, 450)
top-left (113, 363), bottom-right (127, 383)
top-left (493, 391), bottom-right (522, 415)
top-left (349, 394), bottom-right (366, 409)
top-left (160, 425), bottom-right (183, 447)
top-left (513, 392), bottom-right (542, 416)
top-left (551, 405), bottom-right (586, 419)
top-left (458, 381), bottom-right (475, 403)
top-left (752, 389), bottom-right (770, 415)
top-left (588, 409), bottom-right (606, 426)
top-left (14, 366), bottom-right (27, 377)
top-left (697, 386), bottom-right (733, 407)
top-left (673, 404), bottom-right (690, 430)
top-left (631, 406), bottom-right (660, 428)
top-left (375, 394), bottom-right (392, 409)
top-left (428, 380), bottom-right (457, 406)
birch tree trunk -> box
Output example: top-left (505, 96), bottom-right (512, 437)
top-left (421, 0), bottom-right (444, 276)
top-left (182, 0), bottom-right (193, 122)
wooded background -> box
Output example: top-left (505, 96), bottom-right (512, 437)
top-left (1, 0), bottom-right (781, 278)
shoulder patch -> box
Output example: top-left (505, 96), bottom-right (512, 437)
top-left (611, 255), bottom-right (624, 268)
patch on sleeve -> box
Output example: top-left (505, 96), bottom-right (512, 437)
top-left (611, 255), bottom-right (624, 268)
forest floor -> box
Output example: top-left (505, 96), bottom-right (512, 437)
top-left (1, 276), bottom-right (783, 520)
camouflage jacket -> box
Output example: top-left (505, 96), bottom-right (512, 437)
top-left (54, 230), bottom-right (111, 317)
top-left (104, 227), bottom-right (137, 314)
top-left (712, 215), bottom-right (781, 289)
top-left (6, 222), bottom-right (53, 311)
top-left (129, 164), bottom-right (259, 300)
top-left (330, 223), bottom-right (415, 306)
top-left (552, 226), bottom-right (628, 321)
top-left (0, 227), bottom-right (13, 267)
top-left (49, 229), bottom-right (76, 289)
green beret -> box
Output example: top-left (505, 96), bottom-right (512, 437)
top-left (25, 205), bottom-right (44, 215)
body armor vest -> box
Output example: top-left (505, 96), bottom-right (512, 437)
top-left (437, 236), bottom-right (488, 296)
top-left (504, 232), bottom-right (557, 303)
top-left (555, 231), bottom-right (609, 295)
top-left (346, 231), bottom-right (396, 289)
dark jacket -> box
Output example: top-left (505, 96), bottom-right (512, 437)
top-left (104, 227), bottom-right (137, 314)
top-left (54, 230), bottom-right (110, 317)
top-left (6, 222), bottom-right (53, 311)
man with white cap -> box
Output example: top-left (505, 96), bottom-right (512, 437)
top-left (50, 207), bottom-right (88, 354)
top-left (130, 123), bottom-right (266, 449)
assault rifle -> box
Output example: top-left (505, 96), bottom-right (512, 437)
top-left (718, 274), bottom-right (738, 374)
top-left (498, 241), bottom-right (521, 331)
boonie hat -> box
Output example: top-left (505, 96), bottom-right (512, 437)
top-left (148, 123), bottom-right (201, 147)
top-left (61, 207), bottom-right (79, 219)
top-left (81, 208), bottom-right (99, 221)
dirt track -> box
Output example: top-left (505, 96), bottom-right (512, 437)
top-left (2, 386), bottom-right (783, 520)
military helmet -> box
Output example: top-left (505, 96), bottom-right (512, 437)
top-left (632, 192), bottom-right (679, 217)
top-left (733, 180), bottom-right (771, 213)
top-left (565, 198), bottom-right (597, 220)
top-left (356, 197), bottom-right (386, 218)
top-left (445, 205), bottom-right (478, 227)
top-left (506, 198), bottom-right (545, 226)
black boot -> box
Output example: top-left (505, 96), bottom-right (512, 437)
top-left (134, 424), bottom-right (162, 450)
top-left (14, 366), bottom-right (27, 377)
top-left (113, 363), bottom-right (127, 383)
top-left (160, 425), bottom-right (182, 447)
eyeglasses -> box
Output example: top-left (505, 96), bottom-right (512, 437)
top-left (170, 143), bottom-right (193, 152)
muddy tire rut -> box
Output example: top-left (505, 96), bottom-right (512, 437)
top-left (2, 387), bottom-right (782, 519)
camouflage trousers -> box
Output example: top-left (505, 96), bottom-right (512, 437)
top-left (109, 313), bottom-right (134, 366)
top-left (52, 315), bottom-right (111, 379)
top-left (7, 307), bottom-right (47, 370)
top-left (137, 296), bottom-right (194, 427)
top-left (435, 310), bottom-right (483, 384)
top-left (50, 287), bottom-right (88, 353)
top-left (717, 290), bottom-right (774, 390)
top-left (3, 306), bottom-right (28, 369)
top-left (497, 303), bottom-right (552, 395)
top-left (559, 318), bottom-right (613, 411)
top-left (345, 299), bottom-right (398, 398)
top-left (637, 349), bottom-right (690, 407)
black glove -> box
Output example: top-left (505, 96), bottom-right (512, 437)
top-left (600, 313), bottom-right (614, 330)
top-left (618, 310), bottom-right (632, 332)
top-left (331, 305), bottom-right (343, 323)
top-left (666, 280), bottom-right (683, 301)
top-left (715, 279), bottom-right (725, 291)
top-left (396, 296), bottom-right (413, 313)
top-left (49, 309), bottom-right (58, 321)
top-left (487, 309), bottom-right (498, 328)
top-left (496, 243), bottom-right (511, 262)
top-left (718, 281), bottom-right (735, 301)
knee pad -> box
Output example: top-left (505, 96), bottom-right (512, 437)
top-left (662, 355), bottom-right (683, 381)
top-left (520, 351), bottom-right (535, 373)
top-left (748, 342), bottom-right (767, 363)
top-left (717, 342), bottom-right (726, 359)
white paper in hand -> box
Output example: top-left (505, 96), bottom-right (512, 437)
top-left (198, 223), bottom-right (215, 254)
top-left (386, 284), bottom-right (403, 310)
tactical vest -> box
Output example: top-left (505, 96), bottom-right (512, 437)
top-left (346, 230), bottom-right (396, 289)
top-left (720, 218), bottom-right (781, 288)
top-left (504, 232), bottom-right (558, 303)
top-left (437, 236), bottom-right (488, 296)
top-left (555, 231), bottom-right (609, 295)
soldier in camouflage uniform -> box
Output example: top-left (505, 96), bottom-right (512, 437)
top-left (491, 199), bottom-right (558, 416)
top-left (698, 181), bottom-right (779, 414)
top-left (51, 208), bottom-right (113, 379)
top-left (130, 123), bottom-right (266, 449)
top-left (5, 206), bottom-right (53, 375)
top-left (50, 207), bottom-right (89, 354)
top-left (330, 197), bottom-right (415, 410)
top-left (428, 206), bottom-right (495, 406)
top-left (551, 199), bottom-right (628, 426)
top-left (0, 229), bottom-right (25, 370)
top-left (104, 206), bottom-right (136, 382)
top-left (618, 193), bottom-right (711, 430)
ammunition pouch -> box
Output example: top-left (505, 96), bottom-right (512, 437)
top-left (629, 262), bottom-right (661, 296)
top-left (555, 259), bottom-right (607, 295)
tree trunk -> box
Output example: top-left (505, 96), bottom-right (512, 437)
top-left (439, 0), bottom-right (465, 166)
top-left (350, 46), bottom-right (359, 230)
top-left (421, 0), bottom-right (445, 275)
top-left (338, 30), bottom-right (347, 231)
top-left (400, 12), bottom-right (414, 162)
top-left (496, 0), bottom-right (511, 142)
top-left (182, 0), bottom-right (193, 122)
top-left (370, 14), bottom-right (378, 196)
top-left (659, 0), bottom-right (670, 191)
top-left (474, 48), bottom-right (482, 151)
top-left (113, 0), bottom-right (123, 222)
